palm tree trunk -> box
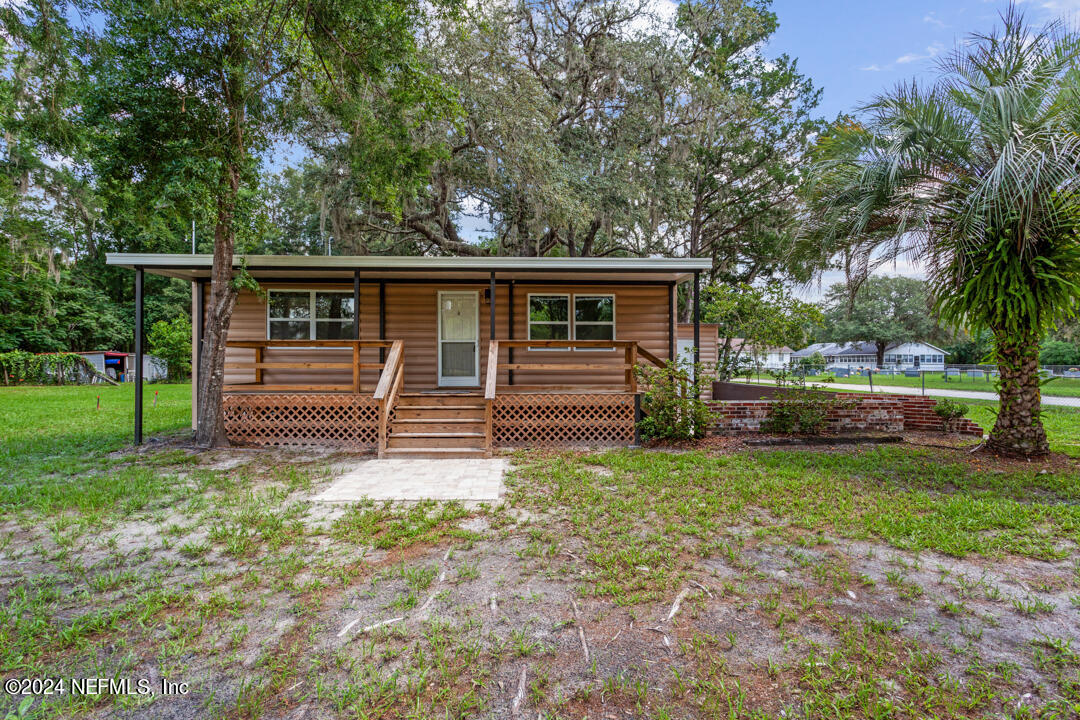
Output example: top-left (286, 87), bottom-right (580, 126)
top-left (988, 330), bottom-right (1048, 456)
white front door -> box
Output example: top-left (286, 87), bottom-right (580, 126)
top-left (437, 291), bottom-right (480, 387)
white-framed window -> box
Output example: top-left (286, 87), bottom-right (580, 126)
top-left (267, 290), bottom-right (355, 340)
top-left (573, 294), bottom-right (615, 350)
top-left (527, 294), bottom-right (570, 348)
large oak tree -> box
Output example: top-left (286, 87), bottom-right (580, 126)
top-left (70, 0), bottom-right (458, 446)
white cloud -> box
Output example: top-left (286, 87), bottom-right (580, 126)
top-left (860, 64), bottom-right (884, 72)
top-left (1036, 0), bottom-right (1080, 13)
top-left (923, 12), bottom-right (946, 28)
top-left (895, 42), bottom-right (944, 64)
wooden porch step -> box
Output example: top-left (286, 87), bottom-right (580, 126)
top-left (387, 433), bottom-right (487, 449)
top-left (391, 419), bottom-right (484, 434)
top-left (396, 394), bottom-right (484, 407)
top-left (394, 405), bottom-right (486, 413)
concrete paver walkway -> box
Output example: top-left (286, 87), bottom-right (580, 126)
top-left (315, 458), bottom-right (508, 502)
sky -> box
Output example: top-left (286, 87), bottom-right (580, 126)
top-left (764, 0), bottom-right (1080, 296)
top-left (766, 0), bottom-right (1080, 121)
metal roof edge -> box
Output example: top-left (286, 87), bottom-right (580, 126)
top-left (104, 253), bottom-right (713, 271)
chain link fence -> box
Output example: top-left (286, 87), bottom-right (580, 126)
top-left (729, 363), bottom-right (1080, 407)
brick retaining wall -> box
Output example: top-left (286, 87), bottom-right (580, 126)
top-left (706, 392), bottom-right (984, 436)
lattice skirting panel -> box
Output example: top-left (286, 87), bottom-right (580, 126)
top-left (223, 394), bottom-right (379, 449)
top-left (493, 393), bottom-right (635, 447)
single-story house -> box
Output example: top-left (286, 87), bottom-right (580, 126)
top-left (743, 345), bottom-right (793, 370)
top-left (791, 341), bottom-right (947, 371)
top-left (106, 253), bottom-right (711, 456)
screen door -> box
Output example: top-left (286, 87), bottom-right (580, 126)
top-left (437, 291), bottom-right (479, 386)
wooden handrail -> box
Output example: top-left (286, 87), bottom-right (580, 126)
top-left (485, 340), bottom-right (499, 400)
top-left (483, 340), bottom-right (498, 457)
top-left (637, 346), bottom-right (666, 369)
top-left (375, 340), bottom-right (405, 457)
top-left (373, 340), bottom-right (404, 400)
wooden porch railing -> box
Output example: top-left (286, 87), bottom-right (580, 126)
top-left (373, 340), bottom-right (405, 458)
top-left (483, 339), bottom-right (666, 454)
top-left (224, 339), bottom-right (395, 393)
top-left (484, 340), bottom-right (665, 393)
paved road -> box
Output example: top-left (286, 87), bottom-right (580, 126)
top-left (736, 379), bottom-right (1080, 407)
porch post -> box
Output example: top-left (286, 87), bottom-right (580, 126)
top-left (693, 271), bottom-right (701, 398)
top-left (134, 266), bottom-right (144, 445)
top-left (668, 281), bottom-right (675, 361)
top-left (378, 280), bottom-right (386, 362)
top-left (353, 270), bottom-right (361, 340)
top-left (489, 271), bottom-right (496, 342)
top-left (507, 280), bottom-right (515, 386)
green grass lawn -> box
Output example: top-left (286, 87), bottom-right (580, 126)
top-left (0, 383), bottom-right (191, 505)
top-left (739, 370), bottom-right (1080, 397)
top-left (3, 384), bottom-right (1080, 718)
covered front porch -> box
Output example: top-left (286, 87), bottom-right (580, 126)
top-left (218, 337), bottom-right (668, 457)
top-left (106, 253), bottom-right (710, 454)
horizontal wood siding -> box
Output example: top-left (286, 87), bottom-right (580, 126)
top-left (217, 281), bottom-right (671, 392)
top-left (509, 285), bottom-right (669, 387)
top-left (385, 284), bottom-right (508, 392)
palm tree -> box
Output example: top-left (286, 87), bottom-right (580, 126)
top-left (808, 6), bottom-right (1080, 456)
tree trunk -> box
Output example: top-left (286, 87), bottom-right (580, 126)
top-left (194, 169), bottom-right (240, 448)
top-left (875, 341), bottom-right (886, 368)
top-left (988, 329), bottom-right (1049, 457)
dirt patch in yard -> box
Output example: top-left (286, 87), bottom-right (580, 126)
top-left (2, 444), bottom-right (1079, 719)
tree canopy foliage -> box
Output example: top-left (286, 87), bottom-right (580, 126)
top-left (806, 5), bottom-right (1080, 456)
top-left (820, 276), bottom-right (945, 366)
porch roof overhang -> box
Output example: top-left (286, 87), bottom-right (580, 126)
top-left (105, 253), bottom-right (710, 283)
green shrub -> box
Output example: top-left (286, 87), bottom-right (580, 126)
top-left (933, 398), bottom-right (969, 432)
top-left (636, 358), bottom-right (715, 441)
top-left (0, 351), bottom-right (84, 385)
top-left (761, 370), bottom-right (852, 435)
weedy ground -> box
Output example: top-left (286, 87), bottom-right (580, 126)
top-left (1, 385), bottom-right (1079, 719)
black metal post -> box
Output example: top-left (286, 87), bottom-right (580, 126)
top-left (378, 281), bottom-right (386, 362)
top-left (353, 270), bottom-right (361, 340)
top-left (489, 271), bottom-right (496, 342)
top-left (134, 267), bottom-right (144, 445)
top-left (507, 280), bottom-right (515, 386)
top-left (693, 272), bottom-right (701, 399)
top-left (691, 272), bottom-right (699, 360)
top-left (668, 281), bottom-right (676, 362)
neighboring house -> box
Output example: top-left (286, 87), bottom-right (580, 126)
top-left (742, 345), bottom-right (793, 370)
top-left (790, 342), bottom-right (844, 365)
top-left (790, 341), bottom-right (947, 371)
top-left (76, 351), bottom-right (168, 382)
top-left (107, 253), bottom-right (712, 455)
